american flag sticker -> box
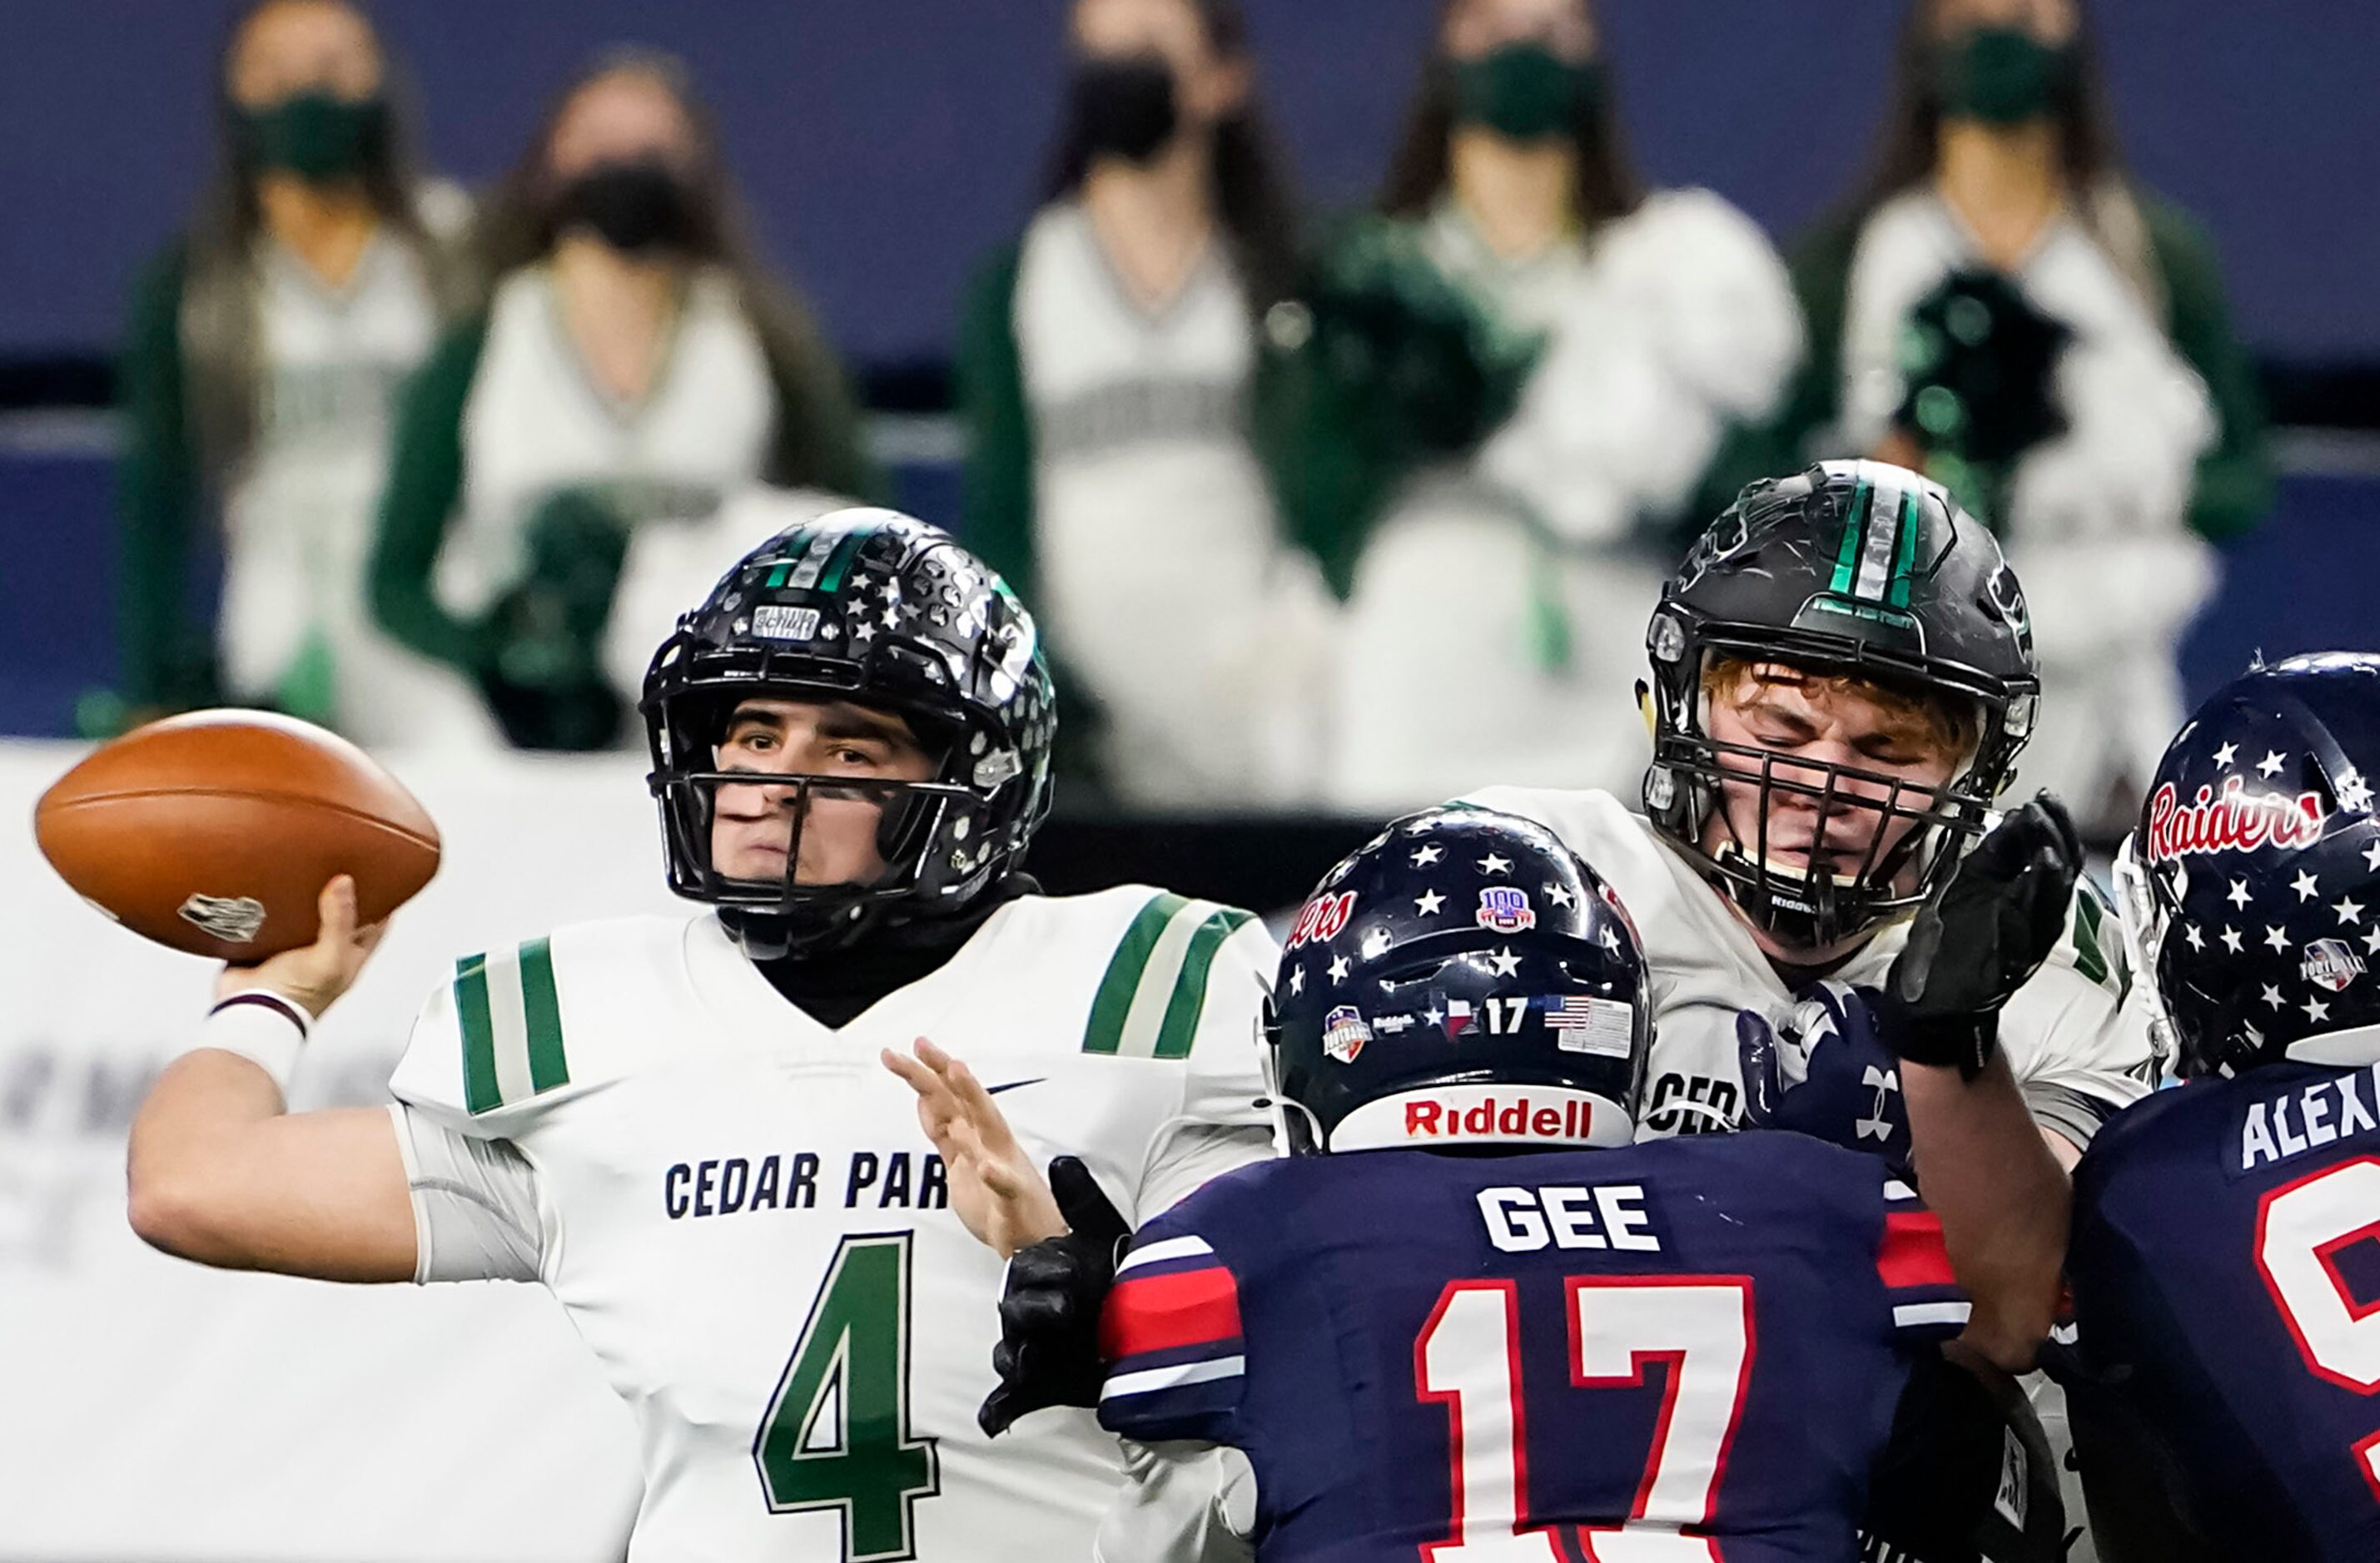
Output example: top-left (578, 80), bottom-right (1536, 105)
top-left (1538, 995), bottom-right (1634, 1058)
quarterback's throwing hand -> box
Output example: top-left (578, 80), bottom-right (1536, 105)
top-left (215, 875), bottom-right (388, 1020)
top-left (882, 1038), bottom-right (1066, 1257)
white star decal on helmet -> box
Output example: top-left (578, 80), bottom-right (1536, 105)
top-left (1289, 965), bottom-right (1305, 996)
top-left (2220, 925), bottom-right (2244, 954)
top-left (2263, 984), bottom-right (2286, 1010)
top-left (2259, 750), bottom-right (2288, 778)
top-left (1543, 883), bottom-right (1575, 908)
top-left (1479, 854), bottom-right (1512, 876)
top-left (1487, 946), bottom-right (1523, 977)
top-left (2339, 771), bottom-right (2373, 813)
top-left (2293, 871), bottom-right (2321, 901)
top-left (1413, 845), bottom-right (1443, 867)
top-left (2266, 925), bottom-right (2292, 952)
top-left (1327, 955), bottom-right (1350, 984)
top-left (2184, 924), bottom-right (2205, 951)
top-left (2304, 996), bottom-right (2332, 1024)
top-left (2338, 898), bottom-right (2367, 925)
top-left (2211, 742), bottom-right (2238, 769)
top-left (2228, 880), bottom-right (2252, 909)
top-left (1415, 890), bottom-right (1446, 916)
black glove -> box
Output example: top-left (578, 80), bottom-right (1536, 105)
top-left (1861, 1342), bottom-right (2069, 1563)
top-left (1884, 795), bottom-right (2084, 1078)
top-left (976, 1156), bottom-right (1133, 1437)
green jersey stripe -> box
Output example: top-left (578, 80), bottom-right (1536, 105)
top-left (1151, 909), bottom-right (1258, 1060)
top-left (519, 936), bottom-right (569, 1092)
top-left (1827, 480), bottom-right (1872, 595)
top-left (2071, 886), bottom-right (2116, 993)
top-left (1115, 900), bottom-right (1225, 1059)
top-left (1083, 893), bottom-right (1191, 1054)
top-left (481, 944), bottom-right (535, 1107)
top-left (454, 955), bottom-right (499, 1115)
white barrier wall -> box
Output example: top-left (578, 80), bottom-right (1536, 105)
top-left (0, 743), bottom-right (690, 1561)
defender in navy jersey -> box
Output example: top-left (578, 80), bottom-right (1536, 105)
top-left (2068, 654), bottom-right (2380, 1562)
top-left (1091, 807), bottom-right (2067, 1562)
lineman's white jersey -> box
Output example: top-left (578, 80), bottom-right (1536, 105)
top-left (386, 887), bottom-right (1275, 1563)
top-left (1463, 786), bottom-right (2158, 1148)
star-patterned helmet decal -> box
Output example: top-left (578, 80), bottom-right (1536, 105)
top-left (2136, 654), bottom-right (2380, 1075)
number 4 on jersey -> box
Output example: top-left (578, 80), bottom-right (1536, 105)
top-left (754, 1233), bottom-right (941, 1561)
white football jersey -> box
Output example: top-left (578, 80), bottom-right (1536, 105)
top-left (387, 887), bottom-right (1275, 1563)
top-left (1463, 786), bottom-right (2157, 1147)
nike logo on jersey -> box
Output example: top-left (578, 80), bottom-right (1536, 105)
top-left (986, 1078), bottom-right (1046, 1096)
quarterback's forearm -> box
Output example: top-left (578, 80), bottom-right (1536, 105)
top-left (128, 1049), bottom-right (418, 1282)
top-left (1904, 1053), bottom-right (2069, 1371)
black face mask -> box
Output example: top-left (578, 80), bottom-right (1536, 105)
top-left (555, 159), bottom-right (693, 256)
top-left (238, 90), bottom-right (387, 184)
top-left (1070, 55), bottom-right (1180, 166)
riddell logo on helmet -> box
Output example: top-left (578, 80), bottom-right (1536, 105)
top-left (2145, 777), bottom-right (2324, 861)
top-left (1405, 1095), bottom-right (1597, 1140)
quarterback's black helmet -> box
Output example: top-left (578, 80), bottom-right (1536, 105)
top-left (1266, 806), bottom-right (1651, 1154)
top-left (641, 508), bottom-right (1056, 956)
top-left (1643, 461), bottom-right (2040, 949)
top-left (2117, 652), bottom-right (2380, 1079)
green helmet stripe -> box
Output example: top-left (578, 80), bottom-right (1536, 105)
top-left (1828, 480), bottom-right (1872, 595)
top-left (762, 525), bottom-right (813, 590)
top-left (1852, 476), bottom-right (1904, 601)
top-left (1887, 487), bottom-right (1920, 608)
top-left (817, 522), bottom-right (877, 594)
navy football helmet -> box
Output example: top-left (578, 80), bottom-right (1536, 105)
top-left (1266, 806), bottom-right (1652, 1153)
top-left (2116, 653), bottom-right (2380, 1078)
top-left (1644, 462), bottom-right (2040, 949)
top-left (641, 507), bottom-right (1056, 957)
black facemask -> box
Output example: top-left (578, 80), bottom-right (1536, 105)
top-left (555, 159), bottom-right (694, 256)
top-left (1071, 56), bottom-right (1180, 166)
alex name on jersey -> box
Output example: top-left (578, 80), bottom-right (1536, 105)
top-left (2066, 1059), bottom-right (2380, 1561)
top-left (1463, 786), bottom-right (2156, 1146)
top-left (1097, 1134), bottom-right (1964, 1562)
top-left (386, 886), bottom-right (1275, 1563)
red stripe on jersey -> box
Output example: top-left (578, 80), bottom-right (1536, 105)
top-left (1099, 1265), bottom-right (1243, 1362)
top-left (1879, 1208), bottom-right (1956, 1290)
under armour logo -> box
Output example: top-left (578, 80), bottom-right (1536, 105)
top-left (1857, 1063), bottom-right (1901, 1142)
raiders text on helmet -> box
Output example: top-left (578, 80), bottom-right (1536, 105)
top-left (1643, 461), bottom-right (2040, 949)
top-left (2119, 652), bottom-right (2380, 1078)
top-left (641, 508), bottom-right (1056, 956)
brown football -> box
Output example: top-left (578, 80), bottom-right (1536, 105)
top-left (33, 711), bottom-right (442, 960)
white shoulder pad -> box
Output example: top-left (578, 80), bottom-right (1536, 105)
top-left (385, 915), bottom-right (690, 1140)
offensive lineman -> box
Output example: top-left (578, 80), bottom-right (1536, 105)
top-left (1468, 460), bottom-right (2154, 1164)
top-left (123, 509), bottom-right (1279, 1560)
